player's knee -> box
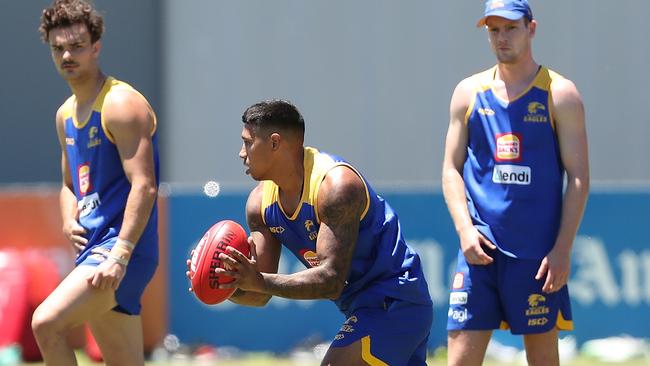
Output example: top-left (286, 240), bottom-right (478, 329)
top-left (31, 305), bottom-right (65, 339)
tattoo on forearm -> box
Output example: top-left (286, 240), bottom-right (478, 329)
top-left (264, 177), bottom-right (365, 300)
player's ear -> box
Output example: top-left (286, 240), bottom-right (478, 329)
top-left (528, 19), bottom-right (537, 38)
top-left (92, 40), bottom-right (102, 56)
top-left (270, 133), bottom-right (281, 151)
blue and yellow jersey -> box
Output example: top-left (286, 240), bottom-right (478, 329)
top-left (261, 147), bottom-right (431, 314)
top-left (61, 77), bottom-right (159, 263)
top-left (463, 66), bottom-right (564, 259)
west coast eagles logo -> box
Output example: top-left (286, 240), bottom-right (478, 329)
top-left (524, 102), bottom-right (549, 123)
top-left (526, 293), bottom-right (550, 326)
top-left (334, 315), bottom-right (358, 340)
top-left (528, 294), bottom-right (546, 307)
top-left (304, 220), bottom-right (318, 241)
top-left (87, 126), bottom-right (101, 148)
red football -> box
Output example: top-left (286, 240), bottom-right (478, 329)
top-left (190, 220), bottom-right (249, 305)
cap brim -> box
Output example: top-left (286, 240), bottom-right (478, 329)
top-left (476, 10), bottom-right (525, 27)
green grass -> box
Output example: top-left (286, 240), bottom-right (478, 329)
top-left (21, 351), bottom-right (650, 366)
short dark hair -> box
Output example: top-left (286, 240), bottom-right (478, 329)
top-left (39, 0), bottom-right (104, 43)
top-left (242, 100), bottom-right (305, 136)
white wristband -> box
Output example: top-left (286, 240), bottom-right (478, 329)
top-left (116, 238), bottom-right (136, 251)
top-left (108, 254), bottom-right (129, 266)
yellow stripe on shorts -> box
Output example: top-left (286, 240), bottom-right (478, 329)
top-left (361, 336), bottom-right (388, 366)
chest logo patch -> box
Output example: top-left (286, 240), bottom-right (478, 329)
top-left (87, 126), bottom-right (101, 148)
top-left (304, 219), bottom-right (318, 241)
top-left (78, 163), bottom-right (92, 195)
top-left (495, 133), bottom-right (522, 162)
top-left (524, 102), bottom-right (549, 123)
top-left (300, 249), bottom-right (321, 267)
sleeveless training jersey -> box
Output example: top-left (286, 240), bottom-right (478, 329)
top-left (61, 77), bottom-right (159, 264)
top-left (261, 147), bottom-right (431, 313)
top-left (464, 66), bottom-right (564, 259)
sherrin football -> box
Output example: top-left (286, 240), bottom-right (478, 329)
top-left (190, 220), bottom-right (249, 305)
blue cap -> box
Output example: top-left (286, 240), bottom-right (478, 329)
top-left (476, 0), bottom-right (533, 27)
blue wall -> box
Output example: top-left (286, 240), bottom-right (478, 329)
top-left (168, 191), bottom-right (650, 351)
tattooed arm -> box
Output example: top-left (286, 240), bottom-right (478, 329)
top-left (219, 166), bottom-right (366, 300)
top-left (228, 182), bottom-right (282, 306)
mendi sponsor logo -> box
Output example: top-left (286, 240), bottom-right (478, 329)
top-left (77, 192), bottom-right (100, 218)
top-left (449, 292), bottom-right (468, 305)
top-left (492, 164), bottom-right (531, 185)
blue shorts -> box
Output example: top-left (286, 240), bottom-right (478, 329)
top-left (77, 237), bottom-right (158, 315)
top-left (330, 298), bottom-right (432, 366)
top-left (447, 248), bottom-right (573, 334)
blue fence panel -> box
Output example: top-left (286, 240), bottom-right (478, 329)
top-left (167, 191), bottom-right (650, 352)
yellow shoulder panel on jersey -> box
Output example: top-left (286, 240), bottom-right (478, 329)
top-left (260, 180), bottom-right (279, 226)
top-left (474, 66), bottom-right (498, 92)
top-left (545, 67), bottom-right (566, 132)
top-left (59, 95), bottom-right (75, 122)
top-left (464, 67), bottom-right (497, 124)
top-left (304, 147), bottom-right (370, 224)
top-left (99, 77), bottom-right (158, 143)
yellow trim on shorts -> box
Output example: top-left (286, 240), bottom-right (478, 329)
top-left (361, 336), bottom-right (388, 366)
top-left (557, 310), bottom-right (573, 330)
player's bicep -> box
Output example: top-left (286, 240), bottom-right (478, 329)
top-left (54, 107), bottom-right (75, 190)
top-left (61, 153), bottom-right (73, 188)
top-left (552, 79), bottom-right (589, 179)
top-left (315, 167), bottom-right (366, 281)
top-left (443, 80), bottom-right (472, 173)
top-left (246, 184), bottom-right (280, 274)
top-left (102, 91), bottom-right (156, 185)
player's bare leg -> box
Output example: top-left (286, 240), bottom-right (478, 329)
top-left (321, 339), bottom-right (382, 366)
top-left (31, 265), bottom-right (119, 366)
top-left (88, 311), bottom-right (144, 366)
top-left (447, 330), bottom-right (492, 366)
top-left (523, 328), bottom-right (559, 366)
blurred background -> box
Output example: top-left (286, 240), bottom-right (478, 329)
top-left (1, 0), bottom-right (649, 364)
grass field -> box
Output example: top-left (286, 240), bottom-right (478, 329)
top-left (22, 351), bottom-right (650, 366)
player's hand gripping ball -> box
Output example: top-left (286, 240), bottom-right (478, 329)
top-left (189, 220), bottom-right (249, 304)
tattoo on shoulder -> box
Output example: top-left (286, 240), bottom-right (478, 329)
top-left (320, 181), bottom-right (365, 227)
top-left (247, 209), bottom-right (266, 232)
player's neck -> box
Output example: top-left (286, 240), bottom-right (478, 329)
top-left (495, 58), bottom-right (539, 87)
top-left (69, 71), bottom-right (106, 106)
top-left (274, 148), bottom-right (305, 200)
